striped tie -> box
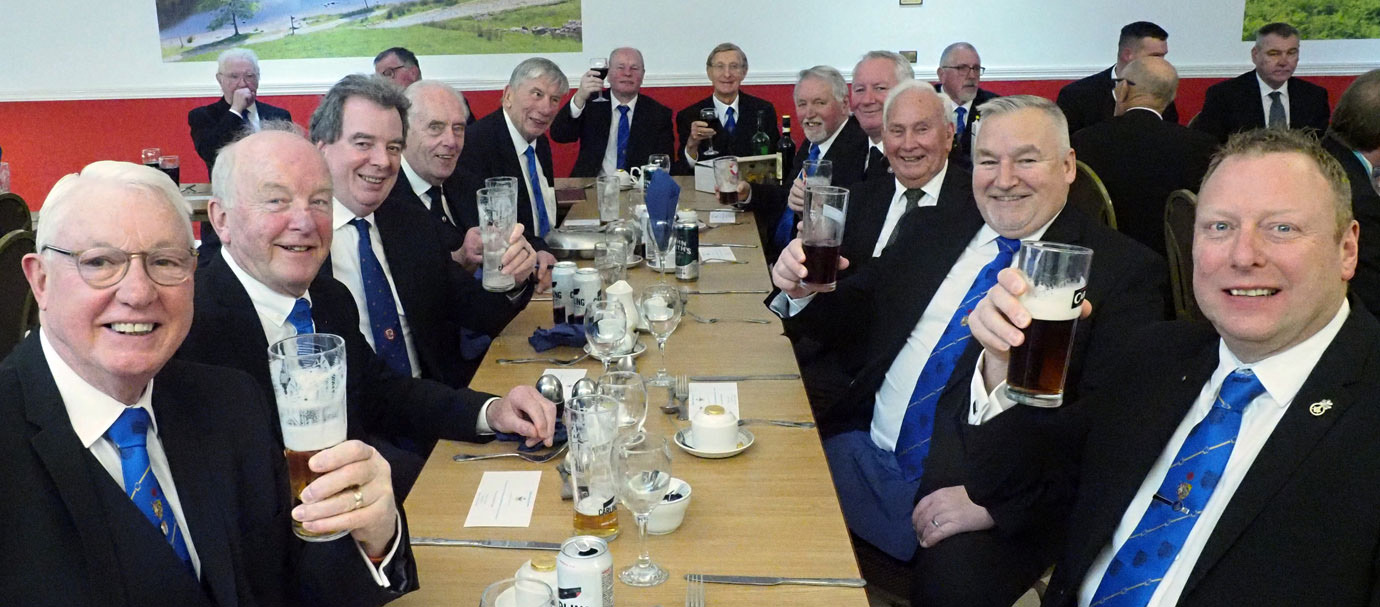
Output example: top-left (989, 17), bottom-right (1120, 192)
top-left (107, 407), bottom-right (192, 571)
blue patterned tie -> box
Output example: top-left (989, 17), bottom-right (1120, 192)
top-left (773, 143), bottom-right (822, 251)
top-left (616, 105), bottom-right (631, 170)
top-left (524, 145), bottom-right (552, 237)
top-left (350, 218), bottom-right (412, 377)
top-left (1090, 369), bottom-right (1266, 607)
top-left (724, 107), bottom-right (736, 135)
top-left (894, 236), bottom-right (1021, 480)
top-left (288, 297), bottom-right (313, 335)
top-left (107, 407), bottom-right (192, 571)
top-left (955, 106), bottom-right (967, 138)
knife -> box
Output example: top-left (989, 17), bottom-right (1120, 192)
top-left (687, 574), bottom-right (866, 588)
top-left (410, 538), bottom-right (561, 550)
top-left (699, 243), bottom-right (759, 248)
top-left (689, 373), bottom-right (801, 382)
top-left (684, 289), bottom-right (769, 295)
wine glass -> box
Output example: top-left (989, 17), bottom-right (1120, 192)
top-left (638, 285), bottom-right (682, 387)
top-left (584, 299), bottom-right (628, 373)
top-left (594, 239), bottom-right (628, 286)
top-left (589, 57), bottom-right (609, 103)
top-left (598, 371), bottom-right (648, 437)
top-left (698, 107), bottom-right (720, 156)
top-left (613, 431), bottom-right (673, 587)
top-left (643, 215), bottom-right (677, 284)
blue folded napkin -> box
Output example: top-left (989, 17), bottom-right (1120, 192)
top-left (645, 170), bottom-right (680, 249)
top-left (496, 421), bottom-right (568, 452)
top-left (529, 323), bottom-right (586, 352)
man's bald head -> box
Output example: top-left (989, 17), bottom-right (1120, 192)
top-left (1116, 57), bottom-right (1178, 115)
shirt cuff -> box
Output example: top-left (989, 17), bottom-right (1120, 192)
top-left (476, 397), bottom-right (498, 434)
top-left (354, 514), bottom-right (403, 587)
top-left (967, 351), bottom-right (1018, 425)
top-left (768, 291), bottom-right (815, 318)
top-left (683, 144), bottom-right (697, 164)
top-left (568, 98), bottom-right (585, 118)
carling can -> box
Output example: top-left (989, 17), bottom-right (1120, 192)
top-left (571, 268), bottom-right (602, 326)
top-left (557, 535), bottom-right (613, 607)
top-left (553, 261), bottom-right (578, 325)
top-left (674, 219), bottom-right (699, 281)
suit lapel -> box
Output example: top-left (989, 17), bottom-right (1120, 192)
top-left (206, 257), bottom-right (274, 390)
top-left (1241, 74), bottom-right (1267, 128)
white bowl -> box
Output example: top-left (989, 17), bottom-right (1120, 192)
top-left (647, 477), bottom-right (692, 535)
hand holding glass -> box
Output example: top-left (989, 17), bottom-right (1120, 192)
top-left (478, 186), bottom-right (518, 292)
top-left (799, 185), bottom-right (850, 293)
top-left (1005, 242), bottom-right (1093, 407)
top-left (268, 333), bottom-right (348, 542)
top-left (698, 108), bottom-right (720, 156)
top-left (589, 57), bottom-right (609, 102)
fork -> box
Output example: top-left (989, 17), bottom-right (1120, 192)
top-left (496, 352), bottom-right (590, 366)
top-left (686, 573), bottom-right (705, 607)
top-left (452, 443), bottom-right (567, 463)
top-left (675, 374), bottom-right (690, 421)
top-left (740, 418), bottom-right (817, 429)
top-left (686, 309), bottom-right (771, 325)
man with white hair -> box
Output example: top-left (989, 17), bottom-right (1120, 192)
top-left (5, 161), bottom-right (416, 605)
top-left (188, 48), bottom-right (293, 173)
top-left (850, 50), bottom-right (916, 181)
top-left (934, 42), bottom-right (1000, 170)
top-left (550, 46), bottom-right (675, 178)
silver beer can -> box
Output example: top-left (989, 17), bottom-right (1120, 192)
top-left (557, 535), bottom-right (613, 607)
top-left (553, 261), bottom-right (578, 325)
top-left (571, 268), bottom-right (602, 326)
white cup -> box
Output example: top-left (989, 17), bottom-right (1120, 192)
top-left (691, 405), bottom-right (739, 452)
top-left (647, 477), bottom-right (692, 534)
top-left (615, 169), bottom-right (633, 188)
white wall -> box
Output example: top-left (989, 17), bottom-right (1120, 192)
top-left (3, 0), bottom-right (1379, 102)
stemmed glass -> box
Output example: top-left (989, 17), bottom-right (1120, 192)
top-left (698, 107), bottom-right (720, 156)
top-left (598, 371), bottom-right (648, 437)
top-left (590, 57), bottom-right (609, 103)
top-left (584, 299), bottom-right (628, 373)
top-left (613, 431), bottom-right (673, 587)
top-left (638, 285), bottom-right (682, 387)
top-left (643, 215), bottom-right (677, 284)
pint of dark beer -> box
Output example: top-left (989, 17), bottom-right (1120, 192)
top-left (712, 156), bottom-right (740, 205)
top-left (1005, 242), bottom-right (1093, 407)
top-left (268, 333), bottom-right (349, 542)
top-left (800, 185), bottom-right (850, 292)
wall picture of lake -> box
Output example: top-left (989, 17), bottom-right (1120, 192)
top-left (157, 0), bottom-right (582, 62)
top-left (1243, 0), bottom-right (1380, 40)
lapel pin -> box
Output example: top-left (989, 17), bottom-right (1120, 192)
top-left (1308, 399), bottom-right (1333, 417)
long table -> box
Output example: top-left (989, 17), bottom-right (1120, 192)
top-left (393, 177), bottom-right (866, 606)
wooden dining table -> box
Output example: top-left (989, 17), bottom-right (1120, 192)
top-left (392, 177), bottom-right (867, 607)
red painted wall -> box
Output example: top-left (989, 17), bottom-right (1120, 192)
top-left (0, 75), bottom-right (1359, 210)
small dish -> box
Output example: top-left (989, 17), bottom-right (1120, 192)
top-left (623, 253), bottom-right (644, 268)
top-left (673, 428), bottom-right (754, 459)
top-left (584, 340), bottom-right (647, 362)
top-left (647, 477), bottom-right (692, 535)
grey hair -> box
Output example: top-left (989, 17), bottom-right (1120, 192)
top-left (217, 48), bottom-right (259, 75)
top-left (405, 80), bottom-right (470, 124)
top-left (882, 79), bottom-right (946, 126)
top-left (505, 57), bottom-right (570, 95)
top-left (976, 95), bottom-right (1072, 152)
top-left (212, 120), bottom-right (305, 210)
top-left (939, 42), bottom-right (979, 67)
top-left (796, 65), bottom-right (848, 105)
top-left (309, 74), bottom-right (411, 145)
top-left (609, 46), bottom-right (644, 68)
top-left (855, 50), bottom-right (915, 84)
top-left (705, 42), bottom-right (747, 69)
top-left (38, 161), bottom-right (192, 251)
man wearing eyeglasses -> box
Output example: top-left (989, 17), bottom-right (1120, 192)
top-left (675, 42), bottom-right (780, 173)
top-left (373, 47), bottom-right (476, 127)
top-left (934, 42), bottom-right (1000, 171)
top-left (1057, 21), bottom-right (1179, 135)
top-left (550, 47), bottom-right (675, 178)
top-left (5, 161), bottom-right (416, 605)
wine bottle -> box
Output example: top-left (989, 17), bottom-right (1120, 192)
top-left (777, 115), bottom-right (796, 185)
top-left (750, 110), bottom-right (771, 156)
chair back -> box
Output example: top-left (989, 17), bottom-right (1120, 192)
top-left (0, 192), bottom-right (30, 234)
top-left (0, 229), bottom-right (37, 358)
top-left (1069, 161), bottom-right (1117, 229)
top-left (1163, 189), bottom-right (1203, 321)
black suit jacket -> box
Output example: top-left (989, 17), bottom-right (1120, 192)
top-left (1192, 70), bottom-right (1331, 143)
top-left (1323, 134), bottom-right (1380, 314)
top-left (971, 304), bottom-right (1380, 607)
top-left (1071, 108), bottom-right (1218, 257)
top-left (1058, 67), bottom-right (1180, 135)
top-left (936, 85), bottom-right (1001, 171)
top-left (384, 173), bottom-right (465, 252)
top-left (452, 110), bottom-right (554, 253)
top-left (673, 92), bottom-right (780, 174)
top-left (749, 117), bottom-right (870, 262)
top-left (549, 94), bottom-right (675, 177)
top-left (2, 334), bottom-right (416, 606)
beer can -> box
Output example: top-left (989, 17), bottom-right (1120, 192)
top-left (571, 268), bottom-right (602, 326)
top-left (553, 261), bottom-right (578, 325)
top-left (674, 219), bottom-right (699, 281)
top-left (557, 535), bottom-right (614, 607)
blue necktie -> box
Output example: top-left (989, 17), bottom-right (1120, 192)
top-left (288, 297), bottom-right (313, 335)
top-left (894, 236), bottom-right (1021, 481)
top-left (616, 105), bottom-right (631, 170)
top-left (955, 106), bottom-right (968, 138)
top-left (524, 145), bottom-right (552, 237)
top-left (773, 143), bottom-right (821, 250)
top-left (107, 407), bottom-right (192, 571)
top-left (350, 218), bottom-right (412, 377)
top-left (1090, 369), bottom-right (1266, 607)
top-left (724, 107), bottom-right (736, 135)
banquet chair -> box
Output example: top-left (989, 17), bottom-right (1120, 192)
top-left (1163, 189), bottom-right (1202, 322)
top-left (0, 229), bottom-right (36, 358)
top-left (1068, 161), bottom-right (1117, 229)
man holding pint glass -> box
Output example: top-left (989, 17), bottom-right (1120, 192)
top-left (768, 95), bottom-right (1165, 606)
top-left (4, 161), bottom-right (414, 605)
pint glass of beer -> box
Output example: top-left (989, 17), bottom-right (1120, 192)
top-left (566, 394), bottom-right (621, 539)
top-left (1005, 242), bottom-right (1093, 407)
top-left (799, 185), bottom-right (850, 292)
top-left (268, 333), bottom-right (349, 542)
top-left (712, 156), bottom-right (740, 205)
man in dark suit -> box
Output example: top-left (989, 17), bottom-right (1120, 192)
top-left (1072, 57), bottom-right (1217, 258)
top-left (956, 127), bottom-right (1375, 607)
top-left (850, 50), bottom-right (916, 182)
top-left (373, 46), bottom-right (475, 126)
top-left (675, 42), bottom-right (780, 173)
top-left (1193, 22), bottom-right (1331, 143)
top-left (393, 80), bottom-right (471, 255)
top-left (550, 47), bottom-right (675, 178)
top-left (5, 159), bottom-right (415, 605)
top-left (188, 48), bottom-right (293, 265)
top-left (768, 96), bottom-right (1165, 605)
top-left (935, 42), bottom-right (1000, 171)
top-left (182, 128), bottom-right (556, 500)
top-left (454, 57), bottom-right (568, 291)
top-left (1323, 69), bottom-right (1380, 314)
top-left (1058, 21), bottom-right (1179, 135)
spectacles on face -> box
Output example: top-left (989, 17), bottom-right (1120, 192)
top-left (941, 64), bottom-right (986, 75)
top-left (379, 64), bottom-right (413, 79)
top-left (708, 62), bottom-right (746, 74)
top-left (1111, 77), bottom-right (1137, 87)
top-left (43, 245), bottom-right (197, 288)
top-left (219, 71), bottom-right (259, 83)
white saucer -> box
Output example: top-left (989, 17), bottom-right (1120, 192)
top-left (624, 254), bottom-right (644, 268)
top-left (673, 428), bottom-right (754, 459)
top-left (584, 340), bottom-right (647, 361)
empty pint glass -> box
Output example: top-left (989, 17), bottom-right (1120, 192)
top-left (1005, 242), bottom-right (1093, 407)
top-left (596, 175), bottom-right (621, 222)
top-left (268, 333), bottom-right (348, 542)
top-left (566, 394), bottom-right (621, 539)
top-left (799, 185), bottom-right (849, 292)
top-left (478, 185), bottom-right (517, 292)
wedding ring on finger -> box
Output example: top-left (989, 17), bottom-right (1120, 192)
top-left (352, 486), bottom-right (364, 511)
top-left (931, 518), bottom-right (940, 528)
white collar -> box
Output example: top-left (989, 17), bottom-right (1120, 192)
top-left (332, 197), bottom-right (374, 231)
top-left (221, 246), bottom-right (310, 329)
top-left (40, 328), bottom-right (158, 448)
top-left (611, 94), bottom-right (640, 111)
top-left (712, 94), bottom-right (740, 115)
top-left (1215, 298), bottom-right (1350, 409)
top-left (896, 161), bottom-right (950, 201)
top-left (1125, 106), bottom-right (1164, 119)
top-left (399, 156), bottom-right (436, 201)
top-left (1256, 72), bottom-right (1288, 97)
top-left (502, 109), bottom-right (537, 156)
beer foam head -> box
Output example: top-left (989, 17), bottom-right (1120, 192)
top-left (1021, 284), bottom-right (1084, 321)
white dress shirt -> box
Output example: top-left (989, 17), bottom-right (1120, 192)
top-left (42, 329), bottom-right (203, 577)
top-left (502, 111), bottom-right (557, 230)
top-left (400, 157), bottom-right (452, 223)
top-left (942, 96), bottom-right (974, 129)
top-left (873, 164), bottom-right (949, 257)
top-left (569, 94), bottom-right (640, 177)
top-left (328, 200), bottom-right (423, 378)
top-left (684, 94), bottom-right (740, 163)
top-left (1256, 73), bottom-right (1291, 127)
top-left (229, 102), bottom-right (262, 132)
